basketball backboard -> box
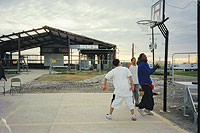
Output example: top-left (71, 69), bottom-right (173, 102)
top-left (151, 0), bottom-right (164, 22)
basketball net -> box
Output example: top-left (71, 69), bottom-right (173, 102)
top-left (137, 20), bottom-right (156, 32)
top-left (138, 24), bottom-right (150, 32)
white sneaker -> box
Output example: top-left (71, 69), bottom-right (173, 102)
top-left (144, 109), bottom-right (153, 115)
top-left (106, 114), bottom-right (112, 120)
top-left (137, 108), bottom-right (145, 116)
top-left (132, 114), bottom-right (137, 121)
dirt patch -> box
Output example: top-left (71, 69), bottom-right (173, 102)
top-left (36, 72), bottom-right (106, 81)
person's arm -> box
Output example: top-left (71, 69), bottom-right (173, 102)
top-left (127, 68), bottom-right (134, 91)
top-left (128, 76), bottom-right (134, 91)
top-left (142, 63), bottom-right (155, 76)
top-left (102, 78), bottom-right (107, 91)
top-left (102, 70), bottom-right (113, 91)
top-left (154, 64), bottom-right (160, 71)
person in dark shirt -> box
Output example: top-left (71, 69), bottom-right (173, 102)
top-left (137, 53), bottom-right (159, 115)
top-left (0, 59), bottom-right (7, 81)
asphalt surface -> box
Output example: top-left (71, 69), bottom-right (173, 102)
top-left (0, 93), bottom-right (187, 133)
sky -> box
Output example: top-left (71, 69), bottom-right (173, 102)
top-left (0, 0), bottom-right (198, 63)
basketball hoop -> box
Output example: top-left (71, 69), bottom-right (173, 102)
top-left (137, 20), bottom-right (157, 32)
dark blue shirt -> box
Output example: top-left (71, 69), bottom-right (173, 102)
top-left (138, 62), bottom-right (155, 85)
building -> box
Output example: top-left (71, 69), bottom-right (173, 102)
top-left (174, 63), bottom-right (198, 71)
top-left (0, 26), bottom-right (117, 72)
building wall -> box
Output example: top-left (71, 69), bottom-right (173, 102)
top-left (44, 54), bottom-right (64, 66)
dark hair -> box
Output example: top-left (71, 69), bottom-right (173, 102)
top-left (137, 53), bottom-right (145, 65)
top-left (131, 57), bottom-right (136, 62)
top-left (113, 59), bottom-right (120, 67)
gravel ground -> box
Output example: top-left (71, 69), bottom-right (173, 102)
top-left (20, 74), bottom-right (197, 133)
top-left (152, 75), bottom-right (198, 133)
top-left (22, 74), bottom-right (115, 93)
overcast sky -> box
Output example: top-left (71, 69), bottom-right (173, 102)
top-left (0, 0), bottom-right (197, 63)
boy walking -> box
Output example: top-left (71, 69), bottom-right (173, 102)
top-left (129, 57), bottom-right (140, 107)
top-left (102, 59), bottom-right (137, 121)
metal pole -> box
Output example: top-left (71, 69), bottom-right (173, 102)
top-left (152, 28), bottom-right (155, 66)
top-left (172, 53), bottom-right (175, 84)
top-left (163, 0), bottom-right (165, 21)
top-left (172, 52), bottom-right (197, 83)
top-left (163, 31), bottom-right (169, 112)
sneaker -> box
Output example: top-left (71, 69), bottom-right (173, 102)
top-left (144, 109), bottom-right (153, 115)
top-left (137, 108), bottom-right (145, 116)
top-left (131, 114), bottom-right (137, 121)
top-left (106, 114), bottom-right (112, 120)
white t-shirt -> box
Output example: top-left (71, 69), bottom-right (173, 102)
top-left (129, 65), bottom-right (139, 84)
top-left (105, 66), bottom-right (132, 97)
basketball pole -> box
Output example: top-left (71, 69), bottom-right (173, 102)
top-left (152, 0), bottom-right (169, 112)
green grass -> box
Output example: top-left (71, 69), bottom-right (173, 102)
top-left (153, 70), bottom-right (197, 77)
top-left (174, 71), bottom-right (197, 77)
top-left (5, 71), bottom-right (18, 74)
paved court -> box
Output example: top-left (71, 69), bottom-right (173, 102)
top-left (0, 93), bottom-right (187, 133)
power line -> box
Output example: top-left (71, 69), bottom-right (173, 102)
top-left (166, 1), bottom-right (196, 9)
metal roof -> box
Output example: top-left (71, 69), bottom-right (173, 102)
top-left (0, 26), bottom-right (116, 53)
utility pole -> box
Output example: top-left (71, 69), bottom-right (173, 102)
top-left (151, 28), bottom-right (155, 66)
top-left (146, 32), bottom-right (160, 66)
top-left (132, 43), bottom-right (134, 57)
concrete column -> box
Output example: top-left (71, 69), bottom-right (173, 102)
top-left (79, 50), bottom-right (81, 71)
top-left (18, 34), bottom-right (21, 72)
top-left (68, 37), bottom-right (70, 69)
top-left (112, 48), bottom-right (116, 59)
top-left (10, 52), bottom-right (12, 66)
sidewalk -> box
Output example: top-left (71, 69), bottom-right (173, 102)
top-left (0, 69), bottom-right (49, 93)
top-left (0, 93), bottom-right (188, 133)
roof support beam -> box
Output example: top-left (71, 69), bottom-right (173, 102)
top-left (0, 27), bottom-right (45, 39)
top-left (24, 32), bottom-right (44, 44)
top-left (34, 29), bottom-right (48, 41)
top-left (12, 33), bottom-right (40, 47)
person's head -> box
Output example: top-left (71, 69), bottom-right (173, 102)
top-left (137, 53), bottom-right (148, 64)
top-left (131, 57), bottom-right (136, 66)
top-left (113, 59), bottom-right (121, 67)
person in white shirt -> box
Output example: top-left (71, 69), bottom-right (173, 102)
top-left (129, 57), bottom-right (140, 107)
top-left (102, 59), bottom-right (137, 121)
